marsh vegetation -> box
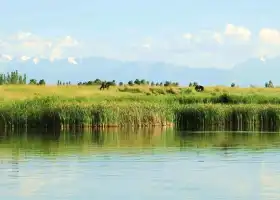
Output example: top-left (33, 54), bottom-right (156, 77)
top-left (0, 71), bottom-right (279, 131)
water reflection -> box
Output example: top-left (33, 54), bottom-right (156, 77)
top-left (0, 128), bottom-right (280, 155)
top-left (1, 128), bottom-right (280, 199)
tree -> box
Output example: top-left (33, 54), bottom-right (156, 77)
top-left (128, 80), bottom-right (134, 86)
top-left (93, 79), bottom-right (102, 85)
top-left (111, 80), bottom-right (116, 86)
top-left (38, 79), bottom-right (46, 85)
top-left (19, 76), bottom-right (23, 84)
top-left (134, 79), bottom-right (141, 85)
top-left (151, 81), bottom-right (155, 86)
top-left (164, 81), bottom-right (171, 87)
top-left (231, 83), bottom-right (236, 87)
top-left (119, 82), bottom-right (124, 86)
top-left (23, 74), bottom-right (27, 84)
top-left (57, 80), bottom-right (62, 85)
top-left (265, 80), bottom-right (274, 88)
top-left (140, 79), bottom-right (146, 85)
top-left (29, 79), bottom-right (37, 85)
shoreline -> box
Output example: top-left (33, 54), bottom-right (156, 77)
top-left (0, 84), bottom-right (279, 131)
top-left (0, 96), bottom-right (280, 131)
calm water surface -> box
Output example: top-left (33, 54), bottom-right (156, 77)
top-left (1, 128), bottom-right (280, 199)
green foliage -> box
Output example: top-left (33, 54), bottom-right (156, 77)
top-left (128, 80), bottom-right (134, 86)
top-left (77, 79), bottom-right (115, 86)
top-left (29, 79), bottom-right (37, 85)
top-left (134, 79), bottom-right (141, 85)
top-left (38, 79), bottom-right (46, 85)
top-left (265, 80), bottom-right (274, 88)
top-left (0, 70), bottom-right (27, 85)
top-left (1, 96), bottom-right (280, 132)
top-left (163, 81), bottom-right (179, 87)
top-left (189, 82), bottom-right (198, 87)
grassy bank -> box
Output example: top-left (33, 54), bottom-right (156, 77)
top-left (1, 85), bottom-right (280, 104)
top-left (0, 85), bottom-right (280, 131)
top-left (0, 96), bottom-right (279, 131)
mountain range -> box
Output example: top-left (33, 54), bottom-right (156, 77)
top-left (0, 55), bottom-right (276, 87)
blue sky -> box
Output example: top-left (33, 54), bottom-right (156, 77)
top-left (1, 0), bottom-right (280, 68)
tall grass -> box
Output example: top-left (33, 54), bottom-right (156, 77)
top-left (2, 85), bottom-right (280, 131)
top-left (1, 96), bottom-right (280, 131)
top-left (0, 96), bottom-right (174, 130)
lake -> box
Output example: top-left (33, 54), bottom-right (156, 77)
top-left (1, 127), bottom-right (280, 199)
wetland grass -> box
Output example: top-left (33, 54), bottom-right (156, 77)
top-left (1, 85), bottom-right (280, 131)
top-left (0, 96), bottom-right (279, 131)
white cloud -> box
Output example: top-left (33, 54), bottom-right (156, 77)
top-left (0, 32), bottom-right (80, 61)
top-left (183, 33), bottom-right (193, 40)
top-left (15, 31), bottom-right (32, 40)
top-left (141, 43), bottom-right (151, 49)
top-left (5, 26), bottom-right (280, 69)
top-left (33, 57), bottom-right (39, 64)
top-left (68, 57), bottom-right (78, 64)
top-left (259, 28), bottom-right (280, 45)
top-left (260, 55), bottom-right (266, 62)
top-left (57, 36), bottom-right (79, 47)
top-left (20, 56), bottom-right (31, 61)
top-left (213, 32), bottom-right (224, 44)
top-left (224, 24), bottom-right (251, 41)
top-left (1, 54), bottom-right (13, 61)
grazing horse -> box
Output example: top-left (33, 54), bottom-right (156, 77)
top-left (99, 81), bottom-right (111, 90)
top-left (195, 85), bottom-right (204, 92)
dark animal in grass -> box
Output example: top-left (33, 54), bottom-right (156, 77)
top-left (99, 82), bottom-right (109, 90)
top-left (99, 81), bottom-right (113, 90)
top-left (195, 85), bottom-right (204, 92)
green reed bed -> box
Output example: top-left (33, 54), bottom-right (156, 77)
top-left (2, 96), bottom-right (280, 131)
top-left (0, 97), bottom-right (175, 130)
top-left (175, 104), bottom-right (280, 131)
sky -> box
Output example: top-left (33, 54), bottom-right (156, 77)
top-left (1, 0), bottom-right (280, 68)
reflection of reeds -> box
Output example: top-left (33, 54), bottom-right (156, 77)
top-left (1, 129), bottom-right (280, 158)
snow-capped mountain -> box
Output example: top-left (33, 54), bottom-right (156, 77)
top-left (0, 55), bottom-right (277, 86)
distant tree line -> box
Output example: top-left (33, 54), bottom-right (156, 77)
top-left (0, 70), bottom-right (27, 85)
top-left (126, 79), bottom-right (179, 87)
top-left (55, 79), bottom-right (280, 88)
top-left (56, 78), bottom-right (179, 87)
top-left (0, 70), bottom-right (45, 85)
top-left (57, 80), bottom-right (71, 86)
top-left (76, 79), bottom-right (116, 86)
top-left (0, 70), bottom-right (277, 88)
